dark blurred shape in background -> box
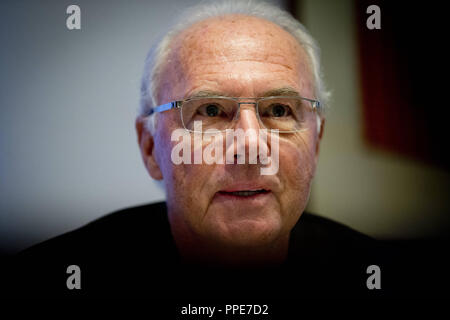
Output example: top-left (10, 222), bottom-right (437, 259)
top-left (356, 0), bottom-right (449, 169)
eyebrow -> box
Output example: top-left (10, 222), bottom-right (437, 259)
top-left (260, 87), bottom-right (301, 97)
top-left (186, 90), bottom-right (231, 99)
top-left (186, 87), bottom-right (301, 100)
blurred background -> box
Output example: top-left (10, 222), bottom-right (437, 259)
top-left (1, 0), bottom-right (449, 254)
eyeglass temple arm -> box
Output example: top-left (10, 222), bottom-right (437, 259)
top-left (302, 97), bottom-right (321, 111)
top-left (147, 101), bottom-right (182, 116)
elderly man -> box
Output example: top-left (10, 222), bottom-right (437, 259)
top-left (136, 4), bottom-right (327, 267)
top-left (10, 1), bottom-right (375, 299)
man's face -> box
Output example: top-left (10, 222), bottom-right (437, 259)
top-left (139, 15), bottom-right (323, 248)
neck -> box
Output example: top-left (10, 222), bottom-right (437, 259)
top-left (169, 218), bottom-right (290, 268)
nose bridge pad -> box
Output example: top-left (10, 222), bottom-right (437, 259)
top-left (232, 103), bottom-right (241, 121)
top-left (233, 102), bottom-right (258, 122)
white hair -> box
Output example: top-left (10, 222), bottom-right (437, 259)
top-left (139, 0), bottom-right (330, 132)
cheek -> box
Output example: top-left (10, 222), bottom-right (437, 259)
top-left (278, 134), bottom-right (317, 199)
top-left (155, 124), bottom-right (214, 209)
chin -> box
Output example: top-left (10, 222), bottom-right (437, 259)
top-left (209, 218), bottom-right (282, 247)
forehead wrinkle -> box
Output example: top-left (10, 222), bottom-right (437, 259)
top-left (183, 73), bottom-right (309, 99)
top-left (186, 60), bottom-right (308, 90)
top-left (179, 39), bottom-right (302, 73)
top-left (188, 59), bottom-right (295, 72)
top-left (187, 71), bottom-right (310, 96)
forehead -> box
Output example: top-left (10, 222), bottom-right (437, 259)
top-left (160, 15), bottom-right (313, 99)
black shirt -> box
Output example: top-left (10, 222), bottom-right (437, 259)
top-left (8, 201), bottom-right (444, 300)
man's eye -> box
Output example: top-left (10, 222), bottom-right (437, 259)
top-left (198, 104), bottom-right (223, 117)
top-left (268, 104), bottom-right (292, 117)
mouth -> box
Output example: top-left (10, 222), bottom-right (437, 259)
top-left (217, 189), bottom-right (270, 198)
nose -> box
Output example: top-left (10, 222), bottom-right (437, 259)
top-left (234, 103), bottom-right (261, 132)
top-left (228, 103), bottom-right (268, 164)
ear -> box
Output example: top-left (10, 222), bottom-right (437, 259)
top-left (314, 117), bottom-right (325, 164)
top-left (135, 116), bottom-right (163, 180)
